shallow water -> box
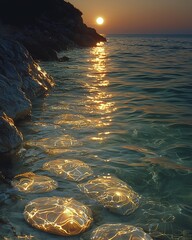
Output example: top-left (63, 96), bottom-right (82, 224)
top-left (0, 35), bottom-right (192, 239)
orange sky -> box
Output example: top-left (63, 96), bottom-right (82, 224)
top-left (68, 0), bottom-right (192, 34)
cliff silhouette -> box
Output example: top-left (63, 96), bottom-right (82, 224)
top-left (0, 0), bottom-right (106, 60)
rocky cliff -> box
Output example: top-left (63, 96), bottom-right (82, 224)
top-left (0, 36), bottom-right (55, 154)
top-left (0, 0), bottom-right (106, 154)
top-left (0, 0), bottom-right (106, 61)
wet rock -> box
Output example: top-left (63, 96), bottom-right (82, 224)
top-left (43, 159), bottom-right (93, 182)
top-left (24, 197), bottom-right (93, 236)
top-left (59, 56), bottom-right (70, 62)
top-left (78, 176), bottom-right (140, 215)
top-left (0, 37), bottom-right (54, 102)
top-left (0, 217), bottom-right (39, 240)
top-left (0, 74), bottom-right (31, 120)
top-left (90, 224), bottom-right (153, 240)
top-left (11, 172), bottom-right (58, 193)
top-left (0, 113), bottom-right (23, 154)
top-left (0, 36), bottom-right (55, 154)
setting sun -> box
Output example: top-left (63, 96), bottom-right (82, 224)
top-left (96, 17), bottom-right (104, 25)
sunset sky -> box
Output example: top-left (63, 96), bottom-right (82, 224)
top-left (68, 0), bottom-right (192, 34)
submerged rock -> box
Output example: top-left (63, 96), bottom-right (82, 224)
top-left (43, 159), bottom-right (93, 182)
top-left (90, 224), bottom-right (153, 240)
top-left (25, 135), bottom-right (81, 152)
top-left (24, 197), bottom-right (93, 236)
top-left (78, 176), bottom-right (140, 215)
top-left (11, 172), bottom-right (58, 193)
top-left (0, 112), bottom-right (23, 154)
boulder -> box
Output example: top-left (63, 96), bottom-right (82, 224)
top-left (0, 36), bottom-right (55, 120)
top-left (0, 36), bottom-right (55, 154)
top-left (0, 112), bottom-right (23, 154)
top-left (0, 74), bottom-right (31, 120)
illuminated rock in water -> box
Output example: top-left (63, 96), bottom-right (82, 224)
top-left (90, 224), bottom-right (153, 240)
top-left (25, 135), bottom-right (81, 151)
top-left (54, 114), bottom-right (89, 128)
top-left (24, 197), bottom-right (93, 236)
top-left (43, 159), bottom-right (93, 182)
top-left (11, 172), bottom-right (58, 193)
top-left (78, 176), bottom-right (140, 215)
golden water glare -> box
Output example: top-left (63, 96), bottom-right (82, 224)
top-left (84, 42), bottom-right (117, 142)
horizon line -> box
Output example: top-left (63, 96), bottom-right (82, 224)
top-left (100, 33), bottom-right (192, 37)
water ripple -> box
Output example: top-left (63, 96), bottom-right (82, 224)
top-left (1, 35), bottom-right (192, 239)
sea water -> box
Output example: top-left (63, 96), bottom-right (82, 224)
top-left (0, 34), bottom-right (192, 239)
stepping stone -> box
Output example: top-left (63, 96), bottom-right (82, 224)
top-left (11, 172), bottom-right (57, 193)
top-left (24, 197), bottom-right (93, 236)
top-left (90, 224), bottom-right (153, 240)
top-left (78, 176), bottom-right (140, 215)
top-left (43, 159), bottom-right (93, 182)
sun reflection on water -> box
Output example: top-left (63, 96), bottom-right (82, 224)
top-left (83, 42), bottom-right (117, 141)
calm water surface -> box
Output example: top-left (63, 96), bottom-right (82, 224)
top-left (1, 35), bottom-right (192, 239)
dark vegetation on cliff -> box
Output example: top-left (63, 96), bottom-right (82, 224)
top-left (0, 0), bottom-right (106, 61)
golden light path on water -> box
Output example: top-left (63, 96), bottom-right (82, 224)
top-left (1, 34), bottom-right (191, 240)
top-left (84, 42), bottom-right (117, 142)
top-left (25, 41), bottom-right (117, 153)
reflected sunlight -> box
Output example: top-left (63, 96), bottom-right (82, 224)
top-left (85, 44), bottom-right (116, 115)
top-left (83, 43), bottom-right (117, 142)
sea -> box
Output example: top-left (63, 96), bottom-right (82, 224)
top-left (0, 34), bottom-right (192, 239)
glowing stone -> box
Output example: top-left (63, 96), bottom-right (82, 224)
top-left (90, 224), bottom-right (153, 240)
top-left (78, 176), bottom-right (140, 215)
top-left (54, 114), bottom-right (89, 129)
top-left (43, 159), bottom-right (93, 182)
top-left (11, 172), bottom-right (58, 193)
top-left (24, 197), bottom-right (93, 236)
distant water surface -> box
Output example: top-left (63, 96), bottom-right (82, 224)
top-left (1, 34), bottom-right (192, 239)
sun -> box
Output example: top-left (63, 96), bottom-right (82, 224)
top-left (96, 17), bottom-right (104, 25)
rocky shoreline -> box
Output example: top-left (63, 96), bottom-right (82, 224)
top-left (0, 0), bottom-right (106, 155)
